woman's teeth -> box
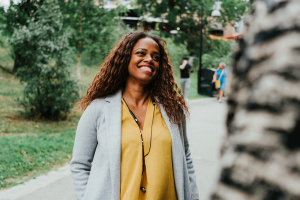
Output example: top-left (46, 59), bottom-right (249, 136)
top-left (140, 66), bottom-right (152, 72)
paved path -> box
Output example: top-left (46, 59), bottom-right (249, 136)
top-left (188, 98), bottom-right (226, 200)
top-left (0, 98), bottom-right (227, 200)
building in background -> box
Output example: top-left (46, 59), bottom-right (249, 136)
top-left (102, 0), bottom-right (167, 30)
top-left (101, 0), bottom-right (245, 40)
top-left (209, 0), bottom-right (245, 40)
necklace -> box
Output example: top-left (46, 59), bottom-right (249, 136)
top-left (122, 97), bottom-right (155, 193)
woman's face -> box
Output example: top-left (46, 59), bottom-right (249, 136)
top-left (127, 38), bottom-right (160, 85)
top-left (220, 65), bottom-right (225, 70)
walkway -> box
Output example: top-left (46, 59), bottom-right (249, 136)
top-left (0, 98), bottom-right (227, 200)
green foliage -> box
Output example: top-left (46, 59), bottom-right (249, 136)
top-left (1, 0), bottom-right (124, 71)
top-left (59, 0), bottom-right (124, 57)
top-left (218, 0), bottom-right (249, 26)
top-left (3, 0), bottom-right (43, 36)
top-left (151, 32), bottom-right (205, 99)
top-left (0, 34), bottom-right (7, 48)
top-left (0, 34), bottom-right (14, 70)
top-left (81, 23), bottom-right (134, 66)
top-left (10, 0), bottom-right (78, 120)
top-left (135, 0), bottom-right (248, 55)
top-left (163, 37), bottom-right (189, 70)
top-left (1, 0), bottom-right (46, 72)
top-left (202, 39), bottom-right (234, 69)
top-left (0, 6), bottom-right (6, 31)
top-left (151, 31), bottom-right (189, 74)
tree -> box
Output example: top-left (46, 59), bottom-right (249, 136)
top-left (2, 0), bottom-right (122, 96)
top-left (58, 0), bottom-right (122, 97)
top-left (0, 7), bottom-right (9, 73)
top-left (3, 0), bottom-right (45, 72)
top-left (202, 39), bottom-right (234, 68)
top-left (135, 0), bottom-right (248, 56)
top-left (11, 0), bottom-right (78, 120)
top-left (0, 6), bottom-right (6, 31)
top-left (211, 0), bottom-right (300, 199)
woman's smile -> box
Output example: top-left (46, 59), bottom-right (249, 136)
top-left (127, 38), bottom-right (160, 84)
top-left (139, 65), bottom-right (154, 73)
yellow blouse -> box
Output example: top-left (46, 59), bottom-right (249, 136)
top-left (121, 98), bottom-right (177, 200)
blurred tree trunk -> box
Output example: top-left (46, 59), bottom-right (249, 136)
top-left (76, 49), bottom-right (82, 98)
top-left (90, 52), bottom-right (93, 66)
top-left (13, 52), bottom-right (21, 72)
top-left (76, 0), bottom-right (83, 98)
top-left (58, 0), bottom-right (120, 98)
top-left (211, 0), bottom-right (300, 199)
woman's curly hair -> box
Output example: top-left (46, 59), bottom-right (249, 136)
top-left (79, 31), bottom-right (188, 129)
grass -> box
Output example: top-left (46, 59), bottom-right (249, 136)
top-left (0, 64), bottom-right (99, 189)
top-left (187, 72), bottom-right (208, 99)
top-left (0, 130), bottom-right (74, 188)
top-left (0, 44), bottom-right (205, 189)
top-left (0, 48), bottom-right (100, 189)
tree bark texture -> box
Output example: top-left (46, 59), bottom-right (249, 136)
top-left (76, 50), bottom-right (82, 98)
top-left (76, 0), bottom-right (84, 98)
top-left (211, 0), bottom-right (300, 199)
top-left (13, 51), bottom-right (21, 72)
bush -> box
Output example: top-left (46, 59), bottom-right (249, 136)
top-left (81, 23), bottom-right (134, 66)
top-left (164, 37), bottom-right (189, 69)
top-left (202, 39), bottom-right (234, 69)
top-left (11, 0), bottom-right (77, 120)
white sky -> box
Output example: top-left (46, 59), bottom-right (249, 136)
top-left (0, 0), bottom-right (21, 9)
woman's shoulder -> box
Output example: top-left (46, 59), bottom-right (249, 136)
top-left (88, 98), bottom-right (107, 108)
top-left (83, 98), bottom-right (107, 116)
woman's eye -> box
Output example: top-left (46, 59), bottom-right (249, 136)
top-left (136, 52), bottom-right (145, 55)
top-left (153, 56), bottom-right (160, 61)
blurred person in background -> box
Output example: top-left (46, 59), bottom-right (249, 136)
top-left (70, 31), bottom-right (199, 200)
top-left (179, 57), bottom-right (192, 101)
top-left (212, 62), bottom-right (227, 103)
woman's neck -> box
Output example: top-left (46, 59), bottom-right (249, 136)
top-left (122, 81), bottom-right (150, 108)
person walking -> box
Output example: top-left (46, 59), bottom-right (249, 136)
top-left (179, 57), bottom-right (192, 101)
top-left (212, 62), bottom-right (227, 103)
top-left (70, 31), bottom-right (199, 200)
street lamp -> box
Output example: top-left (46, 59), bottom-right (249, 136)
top-left (211, 9), bottom-right (221, 17)
top-left (198, 3), bottom-right (221, 95)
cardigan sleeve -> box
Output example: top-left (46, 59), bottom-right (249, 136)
top-left (70, 102), bottom-right (99, 200)
top-left (182, 117), bottom-right (200, 200)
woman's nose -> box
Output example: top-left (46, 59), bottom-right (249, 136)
top-left (144, 54), bottom-right (153, 62)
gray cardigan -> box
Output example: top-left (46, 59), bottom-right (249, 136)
top-left (70, 89), bottom-right (199, 200)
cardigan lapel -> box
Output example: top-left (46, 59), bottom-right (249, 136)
top-left (157, 102), bottom-right (185, 200)
top-left (103, 92), bottom-right (185, 200)
top-left (104, 89), bottom-right (122, 200)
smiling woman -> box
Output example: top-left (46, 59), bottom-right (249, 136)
top-left (70, 31), bottom-right (199, 200)
top-left (127, 38), bottom-right (160, 90)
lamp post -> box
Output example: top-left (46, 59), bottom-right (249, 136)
top-left (198, 2), bottom-right (221, 95)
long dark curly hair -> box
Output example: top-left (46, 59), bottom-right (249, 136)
top-left (79, 31), bottom-right (188, 128)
